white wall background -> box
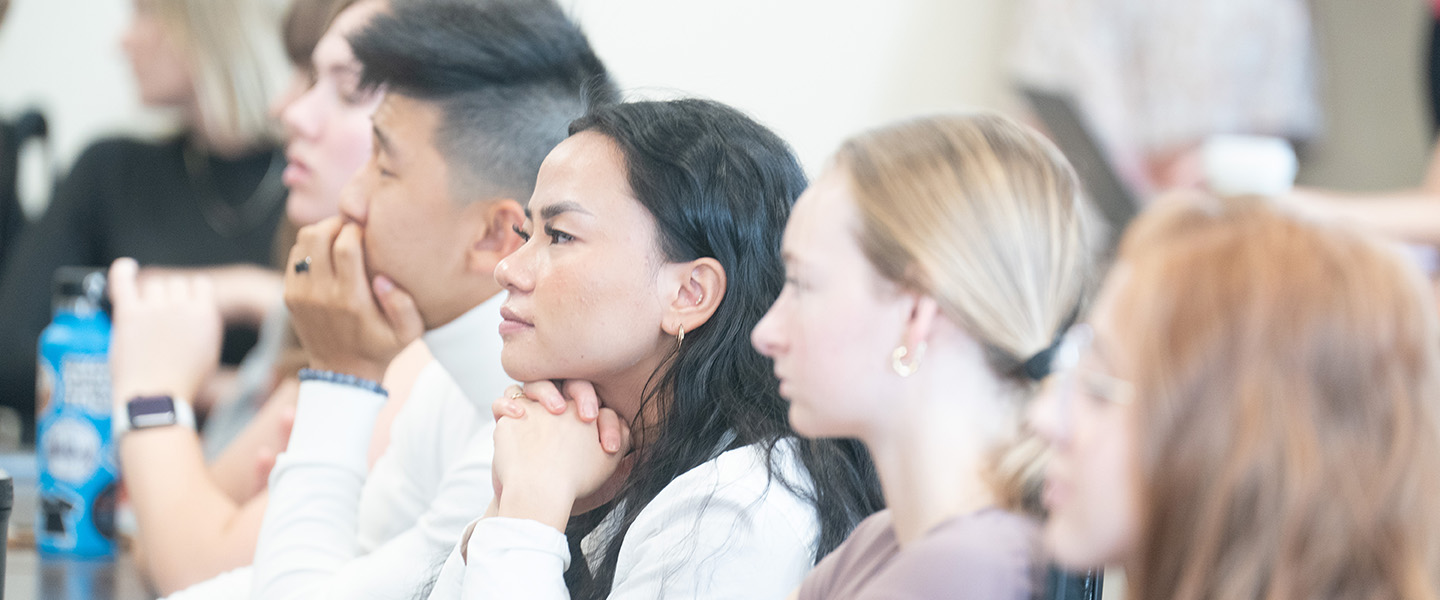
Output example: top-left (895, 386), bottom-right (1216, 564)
top-left (0, 0), bottom-right (1024, 210)
top-left (565, 0), bottom-right (1021, 174)
top-left (0, 0), bottom-right (1429, 213)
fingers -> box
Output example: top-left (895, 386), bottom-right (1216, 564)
top-left (596, 407), bottom-right (629, 454)
top-left (373, 275), bottom-right (425, 344)
top-left (191, 274), bottom-right (216, 305)
top-left (492, 385), bottom-right (528, 421)
top-left (522, 380), bottom-right (567, 415)
top-left (302, 217), bottom-right (345, 277)
top-left (285, 216), bottom-right (344, 299)
top-left (332, 221), bottom-right (366, 287)
top-left (108, 258), bottom-right (140, 309)
top-left (254, 446), bottom-right (278, 484)
top-left (275, 404), bottom-right (296, 447)
top-left (563, 380), bottom-right (600, 422)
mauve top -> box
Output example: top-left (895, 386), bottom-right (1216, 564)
top-left (798, 508), bottom-right (1040, 600)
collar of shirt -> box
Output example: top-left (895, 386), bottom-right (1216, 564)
top-left (423, 293), bottom-right (512, 411)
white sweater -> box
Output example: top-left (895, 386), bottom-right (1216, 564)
top-left (426, 440), bottom-right (821, 600)
top-left (167, 295), bottom-right (509, 600)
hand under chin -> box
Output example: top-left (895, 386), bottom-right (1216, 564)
top-left (571, 454), bottom-right (635, 515)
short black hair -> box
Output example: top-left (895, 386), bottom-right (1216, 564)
top-left (348, 0), bottom-right (617, 203)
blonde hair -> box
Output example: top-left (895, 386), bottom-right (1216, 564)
top-left (1116, 193), bottom-right (1440, 600)
top-left (835, 112), bottom-right (1098, 511)
top-left (150, 0), bottom-right (290, 148)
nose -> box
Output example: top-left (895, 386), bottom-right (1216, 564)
top-left (270, 72), bottom-right (310, 124)
top-left (494, 238), bottom-right (535, 294)
top-left (750, 294), bottom-right (788, 359)
top-left (338, 164), bottom-right (372, 225)
top-left (280, 82), bottom-right (320, 143)
top-left (1028, 377), bottom-right (1070, 447)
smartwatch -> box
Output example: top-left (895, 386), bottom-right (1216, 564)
top-left (113, 395), bottom-right (196, 438)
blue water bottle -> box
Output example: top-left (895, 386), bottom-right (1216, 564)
top-left (35, 267), bottom-right (118, 558)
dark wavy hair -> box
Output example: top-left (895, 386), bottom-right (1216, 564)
top-left (560, 99), bottom-right (884, 598)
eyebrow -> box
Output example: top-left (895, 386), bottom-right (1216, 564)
top-left (524, 201), bottom-right (593, 221)
top-left (371, 123), bottom-right (393, 158)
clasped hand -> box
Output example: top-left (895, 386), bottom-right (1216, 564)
top-left (284, 217), bottom-right (423, 382)
top-left (489, 380), bottom-right (632, 532)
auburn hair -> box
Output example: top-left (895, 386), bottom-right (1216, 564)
top-left (1115, 193), bottom-right (1440, 600)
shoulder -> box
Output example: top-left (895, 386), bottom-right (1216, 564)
top-left (829, 510), bottom-right (895, 559)
top-left (387, 361), bottom-right (484, 455)
top-left (634, 439), bottom-right (819, 543)
top-left (798, 511), bottom-right (897, 599)
top-left (668, 440), bottom-right (812, 512)
top-left (604, 441), bottom-right (823, 597)
top-left (62, 136), bottom-right (177, 196)
top-left (71, 136), bottom-right (175, 170)
top-left (885, 510), bottom-right (1041, 598)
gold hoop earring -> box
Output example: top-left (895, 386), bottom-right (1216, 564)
top-left (891, 343), bottom-right (925, 377)
top-left (677, 325), bottom-right (685, 344)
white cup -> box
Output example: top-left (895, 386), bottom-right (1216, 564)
top-left (1202, 134), bottom-right (1298, 198)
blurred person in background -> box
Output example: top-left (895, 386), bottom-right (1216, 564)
top-left (103, 0), bottom-right (418, 594)
top-left (1281, 4), bottom-right (1440, 249)
top-left (0, 0), bottom-right (292, 441)
top-left (1032, 193), bottom-right (1440, 600)
top-left (752, 113), bottom-right (1097, 600)
top-left (1011, 0), bottom-right (1321, 196)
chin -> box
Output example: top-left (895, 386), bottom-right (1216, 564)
top-left (1044, 520), bottom-right (1109, 572)
top-left (786, 402), bottom-right (834, 440)
top-left (285, 197), bottom-right (329, 227)
top-left (499, 347), bottom-right (550, 383)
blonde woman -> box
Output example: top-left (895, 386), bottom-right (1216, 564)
top-left (751, 113), bottom-right (1097, 598)
top-left (1033, 193), bottom-right (1440, 599)
top-left (0, 0), bottom-right (290, 432)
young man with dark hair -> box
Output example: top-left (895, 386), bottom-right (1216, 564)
top-left (124, 2), bottom-right (616, 598)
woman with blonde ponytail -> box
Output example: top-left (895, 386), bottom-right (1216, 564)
top-left (752, 112), bottom-right (1098, 599)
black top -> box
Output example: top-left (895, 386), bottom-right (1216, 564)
top-left (0, 135), bottom-right (286, 441)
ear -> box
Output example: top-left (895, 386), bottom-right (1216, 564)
top-left (466, 198), bottom-right (527, 274)
top-left (897, 293), bottom-right (941, 354)
top-left (659, 257), bottom-right (726, 338)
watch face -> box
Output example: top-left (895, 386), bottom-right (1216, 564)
top-left (128, 396), bottom-right (178, 428)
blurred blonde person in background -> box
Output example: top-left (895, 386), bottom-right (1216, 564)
top-left (753, 113), bottom-right (1097, 600)
top-left (1033, 193), bottom-right (1440, 599)
top-left (105, 0), bottom-right (418, 594)
top-left (0, 0), bottom-right (292, 438)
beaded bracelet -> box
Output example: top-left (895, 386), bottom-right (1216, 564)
top-left (298, 368), bottom-right (390, 397)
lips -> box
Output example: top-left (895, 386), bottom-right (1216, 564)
top-left (498, 305), bottom-right (534, 336)
top-left (1043, 468), bottom-right (1071, 510)
top-left (282, 153), bottom-right (311, 187)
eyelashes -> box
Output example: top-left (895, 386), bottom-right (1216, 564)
top-left (511, 223), bottom-right (575, 245)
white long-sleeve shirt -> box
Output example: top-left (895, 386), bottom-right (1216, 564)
top-left (168, 295), bottom-right (509, 600)
top-left (426, 440), bottom-right (821, 600)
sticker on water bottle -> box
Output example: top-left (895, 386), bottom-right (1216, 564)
top-left (60, 356), bottom-right (110, 414)
top-left (41, 417), bottom-right (100, 484)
